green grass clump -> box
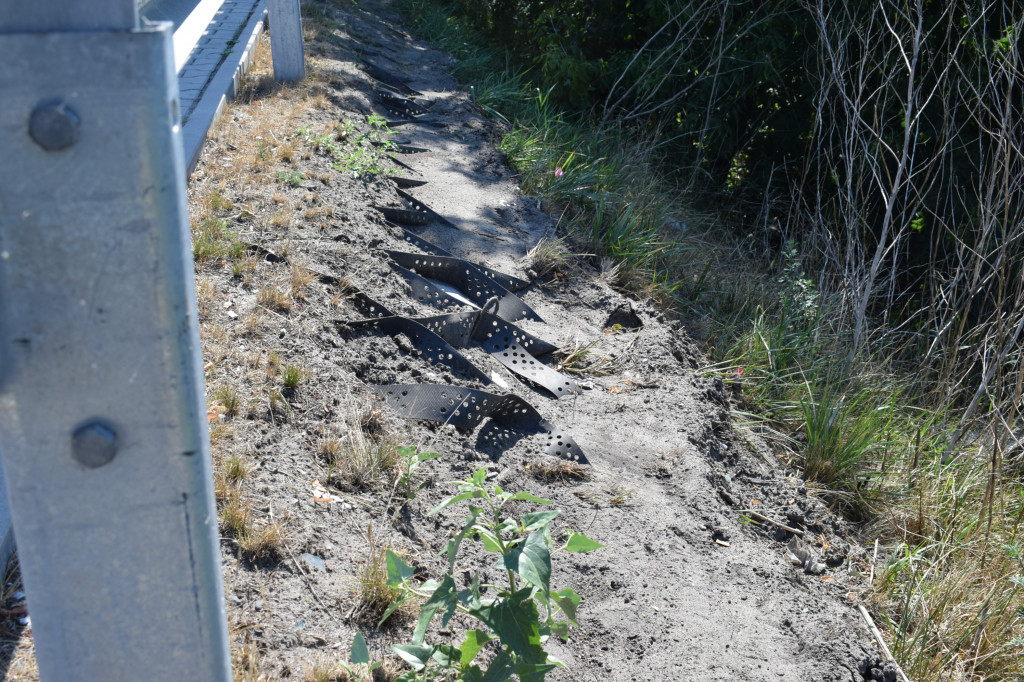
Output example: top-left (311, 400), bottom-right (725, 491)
top-left (193, 218), bottom-right (245, 265)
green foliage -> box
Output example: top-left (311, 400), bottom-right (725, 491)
top-left (297, 115), bottom-right (399, 178)
top-left (382, 468), bottom-right (602, 681)
top-left (193, 218), bottom-right (246, 264)
top-left (397, 446), bottom-right (442, 500)
top-left (275, 170), bottom-right (308, 187)
top-left (281, 364), bottom-right (303, 389)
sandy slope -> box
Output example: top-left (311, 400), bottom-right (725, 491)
top-left (185, 1), bottom-right (884, 679)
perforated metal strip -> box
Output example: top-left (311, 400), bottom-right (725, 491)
top-left (342, 317), bottom-right (489, 383)
top-left (375, 384), bottom-right (587, 463)
top-left (387, 251), bottom-right (542, 322)
top-left (417, 311), bottom-right (580, 398)
top-left (363, 64), bottom-right (423, 96)
top-left (395, 189), bottom-right (458, 228)
top-left (393, 177), bottom-right (428, 189)
top-left (373, 140), bottom-right (431, 154)
top-left (378, 90), bottom-right (431, 116)
top-left (350, 309), bottom-right (577, 398)
top-left (388, 156), bottom-right (422, 176)
top-left (374, 206), bottom-right (430, 226)
top-left (399, 230), bottom-right (530, 292)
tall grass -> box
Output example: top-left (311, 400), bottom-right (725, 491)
top-left (394, 2), bottom-right (1024, 679)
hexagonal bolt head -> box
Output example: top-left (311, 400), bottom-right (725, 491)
top-left (29, 100), bottom-right (80, 151)
top-left (71, 421), bottom-right (118, 469)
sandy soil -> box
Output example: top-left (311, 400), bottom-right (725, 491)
top-left (154, 1), bottom-right (888, 679)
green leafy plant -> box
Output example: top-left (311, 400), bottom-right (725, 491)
top-left (276, 170), bottom-right (309, 187)
top-left (382, 467), bottom-right (603, 681)
top-left (282, 364), bottom-right (304, 389)
top-left (397, 446), bottom-right (442, 500)
top-left (297, 116), bottom-right (399, 178)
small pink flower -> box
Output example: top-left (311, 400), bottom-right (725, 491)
top-left (735, 367), bottom-right (745, 377)
top-left (554, 167), bottom-right (564, 178)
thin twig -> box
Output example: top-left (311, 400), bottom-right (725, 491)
top-left (737, 509), bottom-right (803, 536)
top-left (870, 538), bottom-right (879, 585)
top-left (285, 542), bottom-right (331, 614)
top-left (859, 604), bottom-right (913, 682)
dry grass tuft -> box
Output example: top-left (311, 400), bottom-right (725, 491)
top-left (351, 525), bottom-right (406, 627)
top-left (527, 236), bottom-right (573, 279)
top-left (290, 261), bottom-right (316, 299)
top-left (257, 286), bottom-right (292, 313)
top-left (555, 336), bottom-right (623, 377)
top-left (527, 460), bottom-right (591, 482)
top-left (305, 662), bottom-right (353, 682)
top-left (214, 385), bottom-right (242, 419)
top-left (196, 277), bottom-right (218, 321)
top-left (319, 422), bottom-right (401, 491)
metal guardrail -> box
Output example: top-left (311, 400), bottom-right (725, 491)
top-left (0, 0), bottom-right (304, 677)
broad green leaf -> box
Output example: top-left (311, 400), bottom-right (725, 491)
top-left (431, 644), bottom-right (462, 667)
top-left (377, 593), bottom-right (409, 627)
top-left (392, 644), bottom-right (434, 671)
top-left (414, 575), bottom-right (457, 645)
top-left (470, 591), bottom-right (547, 664)
top-left (350, 632), bottom-right (369, 665)
top-left (397, 445), bottom-right (416, 459)
top-left (430, 491), bottom-right (476, 515)
top-left (459, 629), bottom-right (497, 667)
top-left (386, 549), bottom-right (416, 585)
top-left (503, 530), bottom-right (552, 600)
top-left (417, 451), bottom-right (442, 462)
top-left (476, 527), bottom-right (504, 554)
top-left (550, 587), bottom-right (581, 625)
top-left (520, 510), bottom-right (560, 532)
top-left (514, 659), bottom-right (559, 682)
top-left (549, 619), bottom-right (570, 641)
top-left (462, 667), bottom-right (485, 682)
top-left (480, 650), bottom-right (515, 682)
top-left (446, 507), bottom-right (480, 574)
top-left (508, 491), bottom-right (552, 505)
top-left (563, 531), bottom-right (604, 553)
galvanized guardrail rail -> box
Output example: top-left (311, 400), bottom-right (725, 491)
top-left (0, 0), bottom-right (303, 678)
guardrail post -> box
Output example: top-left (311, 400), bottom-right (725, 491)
top-left (268, 0), bottom-right (306, 81)
top-left (0, 2), bottom-right (232, 680)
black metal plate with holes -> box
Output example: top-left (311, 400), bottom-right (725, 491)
top-left (387, 154), bottom-right (422, 176)
top-left (372, 140), bottom-right (431, 154)
top-left (378, 91), bottom-right (431, 116)
top-left (384, 116), bottom-right (447, 129)
top-left (375, 384), bottom-right (588, 463)
top-left (245, 242), bottom-right (286, 263)
top-left (363, 64), bottom-right (423, 96)
top-left (394, 189), bottom-right (458, 228)
top-left (418, 311), bottom-right (579, 398)
top-left (374, 206), bottom-right (431, 226)
top-left (399, 230), bottom-right (530, 292)
top-left (349, 292), bottom-right (394, 318)
top-left (344, 309), bottom-right (575, 398)
top-left (393, 177), bottom-right (428, 189)
top-left (341, 318), bottom-right (490, 383)
top-left (387, 252), bottom-right (542, 323)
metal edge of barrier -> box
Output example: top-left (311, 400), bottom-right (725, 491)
top-left (0, 17), bottom-right (231, 680)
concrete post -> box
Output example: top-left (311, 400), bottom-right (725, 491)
top-left (268, 0), bottom-right (306, 81)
